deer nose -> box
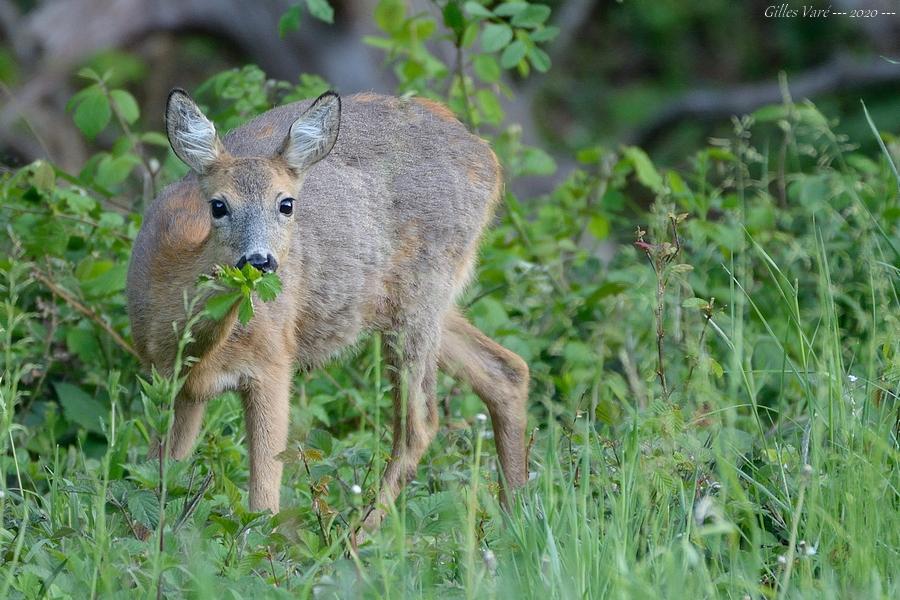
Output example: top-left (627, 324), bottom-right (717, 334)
top-left (236, 253), bottom-right (278, 273)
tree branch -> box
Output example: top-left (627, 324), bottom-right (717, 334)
top-left (631, 55), bottom-right (900, 146)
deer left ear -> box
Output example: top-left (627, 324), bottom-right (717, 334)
top-left (281, 91), bottom-right (341, 172)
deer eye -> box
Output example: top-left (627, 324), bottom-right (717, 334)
top-left (279, 198), bottom-right (294, 216)
top-left (210, 199), bottom-right (229, 219)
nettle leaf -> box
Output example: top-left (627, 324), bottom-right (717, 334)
top-left (306, 428), bottom-right (334, 455)
top-left (66, 327), bottom-right (103, 365)
top-left (205, 290), bottom-right (241, 321)
top-left (256, 273), bottom-right (283, 302)
top-left (54, 382), bottom-right (106, 433)
top-left (127, 489), bottom-right (160, 529)
top-left (481, 23), bottom-right (513, 52)
top-left (78, 260), bottom-right (128, 298)
top-left (305, 0), bottom-right (334, 24)
top-left (73, 86), bottom-right (111, 139)
top-left (237, 296), bottom-right (254, 325)
top-left (110, 89), bottom-right (139, 124)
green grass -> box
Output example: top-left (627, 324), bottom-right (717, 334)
top-left (1, 80), bottom-right (898, 598)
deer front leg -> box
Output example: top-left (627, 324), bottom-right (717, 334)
top-left (241, 362), bottom-right (292, 513)
top-left (363, 328), bottom-right (440, 531)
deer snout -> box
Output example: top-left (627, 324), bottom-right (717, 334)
top-left (236, 252), bottom-right (278, 273)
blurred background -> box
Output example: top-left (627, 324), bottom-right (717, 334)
top-left (1, 0), bottom-right (899, 176)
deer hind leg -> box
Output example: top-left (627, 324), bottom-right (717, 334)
top-left (363, 325), bottom-right (441, 531)
top-left (241, 361), bottom-right (292, 513)
top-left (438, 308), bottom-right (529, 502)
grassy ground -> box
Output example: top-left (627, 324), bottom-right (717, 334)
top-left (1, 95), bottom-right (898, 598)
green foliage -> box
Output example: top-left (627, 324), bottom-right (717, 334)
top-left (203, 264), bottom-right (283, 326)
top-left (279, 0), bottom-right (335, 37)
top-left (0, 2), bottom-right (898, 598)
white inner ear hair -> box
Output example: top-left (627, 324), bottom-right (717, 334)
top-left (285, 111), bottom-right (330, 167)
top-left (175, 108), bottom-right (219, 167)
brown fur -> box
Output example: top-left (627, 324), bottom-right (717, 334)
top-left (128, 91), bottom-right (530, 523)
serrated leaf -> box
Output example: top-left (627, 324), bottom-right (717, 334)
top-left (54, 382), bottom-right (106, 433)
top-left (66, 327), bottom-right (103, 365)
top-left (256, 273), bottom-right (283, 302)
top-left (481, 23), bottom-right (513, 53)
top-left (306, 428), bottom-right (333, 455)
top-left (205, 291), bottom-right (241, 321)
top-left (110, 89), bottom-right (139, 124)
top-left (237, 296), bottom-right (254, 325)
top-left (128, 489), bottom-right (160, 528)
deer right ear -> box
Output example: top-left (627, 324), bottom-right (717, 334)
top-left (281, 91), bottom-right (341, 172)
top-left (165, 89), bottom-right (224, 174)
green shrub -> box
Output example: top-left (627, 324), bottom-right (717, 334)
top-left (0, 2), bottom-right (897, 598)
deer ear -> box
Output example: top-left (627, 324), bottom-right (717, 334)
top-left (165, 88), bottom-right (224, 174)
top-left (281, 91), bottom-right (341, 172)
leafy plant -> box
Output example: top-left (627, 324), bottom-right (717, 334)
top-left (0, 2), bottom-right (897, 598)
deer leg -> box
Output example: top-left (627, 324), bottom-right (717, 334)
top-left (166, 395), bottom-right (209, 459)
top-left (241, 362), bottom-right (292, 513)
top-left (147, 382), bottom-right (208, 460)
top-left (363, 327), bottom-right (440, 531)
top-left (438, 308), bottom-right (529, 502)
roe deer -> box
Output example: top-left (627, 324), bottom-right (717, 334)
top-left (127, 89), bottom-right (529, 529)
